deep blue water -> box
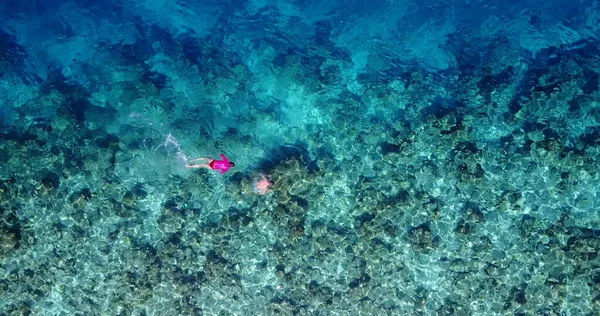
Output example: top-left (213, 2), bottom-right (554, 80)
top-left (1, 0), bottom-right (600, 315)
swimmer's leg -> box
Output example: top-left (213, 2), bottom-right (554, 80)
top-left (185, 163), bottom-right (212, 169)
top-left (189, 157), bottom-right (212, 162)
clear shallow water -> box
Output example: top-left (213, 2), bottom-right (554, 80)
top-left (1, 0), bottom-right (600, 315)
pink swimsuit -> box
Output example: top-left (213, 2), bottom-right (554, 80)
top-left (209, 154), bottom-right (230, 174)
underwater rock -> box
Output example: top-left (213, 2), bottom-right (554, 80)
top-left (408, 222), bottom-right (440, 250)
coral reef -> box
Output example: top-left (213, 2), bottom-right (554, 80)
top-left (1, 0), bottom-right (600, 315)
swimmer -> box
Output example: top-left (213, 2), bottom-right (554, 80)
top-left (185, 154), bottom-right (235, 174)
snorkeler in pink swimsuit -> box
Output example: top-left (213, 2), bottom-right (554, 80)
top-left (185, 154), bottom-right (235, 174)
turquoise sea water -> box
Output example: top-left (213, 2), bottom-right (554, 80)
top-left (1, 0), bottom-right (600, 315)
